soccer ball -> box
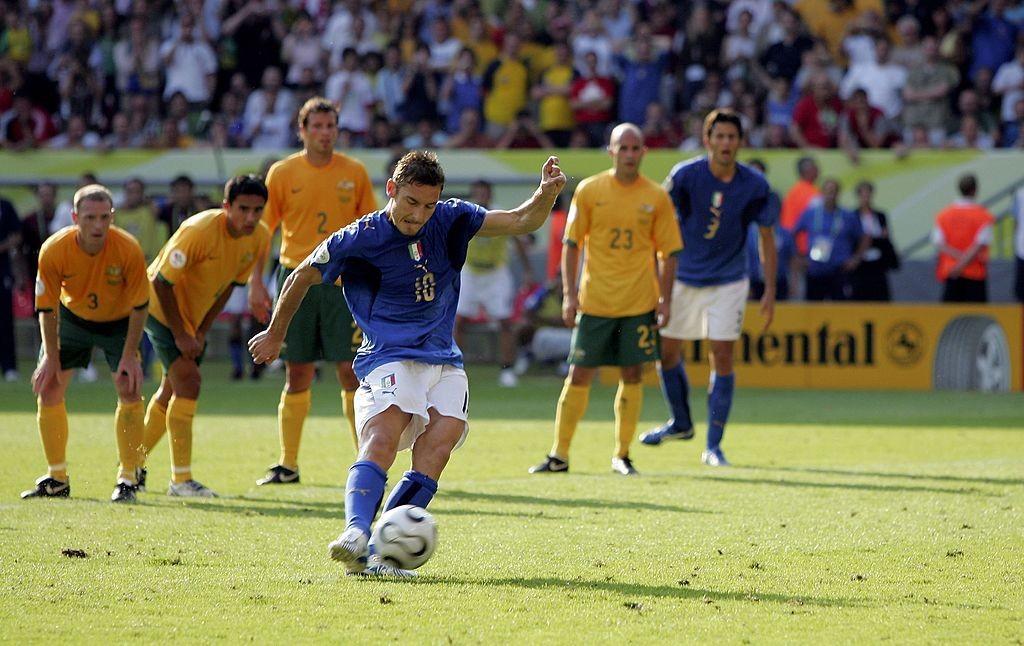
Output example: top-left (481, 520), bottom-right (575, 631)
top-left (371, 505), bottom-right (438, 570)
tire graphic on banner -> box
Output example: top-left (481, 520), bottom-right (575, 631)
top-left (932, 315), bottom-right (1011, 392)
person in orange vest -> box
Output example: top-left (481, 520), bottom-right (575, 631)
top-left (931, 173), bottom-right (996, 303)
top-left (780, 156), bottom-right (820, 232)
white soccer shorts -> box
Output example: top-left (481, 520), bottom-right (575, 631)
top-left (661, 277), bottom-right (750, 341)
top-left (355, 360), bottom-right (470, 452)
top-left (456, 265), bottom-right (514, 320)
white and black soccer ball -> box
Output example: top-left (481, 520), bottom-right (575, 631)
top-left (371, 505), bottom-right (438, 570)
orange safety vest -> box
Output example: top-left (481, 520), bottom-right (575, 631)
top-left (935, 202), bottom-right (995, 281)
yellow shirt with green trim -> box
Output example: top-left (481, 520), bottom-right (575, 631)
top-left (35, 225), bottom-right (149, 322)
top-left (565, 170), bottom-right (682, 318)
top-left (148, 209), bottom-right (270, 336)
top-left (262, 151), bottom-right (378, 268)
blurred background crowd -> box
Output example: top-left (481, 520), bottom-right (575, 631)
top-left (3, 0), bottom-right (1024, 154)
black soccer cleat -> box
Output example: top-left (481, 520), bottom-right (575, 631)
top-left (110, 481), bottom-right (138, 503)
top-left (611, 455), bottom-right (639, 476)
top-left (21, 476), bottom-right (70, 499)
top-left (528, 455), bottom-right (569, 474)
top-left (136, 467), bottom-right (148, 492)
top-left (256, 464), bottom-right (301, 486)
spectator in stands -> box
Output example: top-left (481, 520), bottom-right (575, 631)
top-left (243, 66), bottom-right (295, 149)
top-left (841, 9), bottom-right (886, 66)
top-left (968, 0), bottom-right (1017, 81)
top-left (724, 10), bottom-right (758, 68)
top-left (428, 17), bottom-right (461, 73)
top-left (570, 51), bottom-right (615, 147)
top-left (615, 39), bottom-right (668, 127)
top-left (641, 102), bottom-right (681, 149)
top-left (220, 0), bottom-right (285, 89)
top-left (158, 175), bottom-right (198, 234)
top-left (902, 36), bottom-right (959, 146)
top-left (102, 113), bottom-right (140, 150)
top-left (19, 183), bottom-right (59, 283)
top-left (948, 114), bottom-right (995, 150)
top-left (495, 110), bottom-right (554, 149)
top-left (790, 72), bottom-right (843, 148)
top-left (160, 12), bottom-right (217, 106)
top-left (794, 177), bottom-right (870, 301)
top-left (781, 156), bottom-right (820, 234)
top-left (992, 43), bottom-right (1024, 134)
top-left (113, 16), bottom-right (161, 95)
top-left (1014, 183), bottom-right (1024, 302)
top-left (932, 173), bottom-right (996, 302)
top-left (2, 95), bottom-right (56, 150)
top-left (794, 40), bottom-right (844, 92)
top-left (839, 88), bottom-right (898, 161)
top-left (483, 34), bottom-right (529, 138)
top-left (0, 193), bottom-right (19, 381)
top-left (398, 42), bottom-right (439, 126)
top-left (47, 114), bottom-right (100, 150)
top-left (759, 7), bottom-right (814, 83)
top-left (840, 38), bottom-right (907, 120)
top-left (892, 15), bottom-right (925, 68)
top-left (325, 47), bottom-right (374, 143)
top-left (1000, 98), bottom-right (1024, 147)
top-left (116, 178), bottom-right (167, 262)
top-left (850, 180), bottom-right (899, 301)
top-left (402, 117), bottom-right (448, 148)
top-left (326, 13), bottom-right (379, 66)
top-left (282, 13), bottom-right (325, 85)
top-left (533, 41), bottom-right (575, 147)
top-left (572, 9), bottom-right (614, 75)
top-left (796, 0), bottom-right (882, 60)
top-left (439, 48), bottom-right (483, 135)
top-left (464, 14), bottom-right (499, 74)
top-left (445, 107), bottom-right (494, 149)
top-left (374, 44), bottom-right (404, 123)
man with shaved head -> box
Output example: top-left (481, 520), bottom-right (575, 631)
top-left (530, 123), bottom-right (682, 476)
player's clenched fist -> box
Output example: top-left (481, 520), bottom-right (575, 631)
top-left (540, 156), bottom-right (567, 194)
top-left (249, 330), bottom-right (284, 365)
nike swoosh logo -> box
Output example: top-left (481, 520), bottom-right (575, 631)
top-left (278, 472), bottom-right (299, 482)
top-left (46, 483), bottom-right (69, 495)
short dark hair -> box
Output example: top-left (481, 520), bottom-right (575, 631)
top-left (855, 180), bottom-right (874, 193)
top-left (748, 158), bottom-right (767, 173)
top-left (958, 173), bottom-right (977, 197)
top-left (224, 174), bottom-right (268, 204)
top-left (392, 151), bottom-right (445, 189)
top-left (796, 156), bottom-right (817, 177)
top-left (171, 174), bottom-right (194, 188)
top-left (297, 96), bottom-right (338, 129)
top-left (703, 108), bottom-right (744, 139)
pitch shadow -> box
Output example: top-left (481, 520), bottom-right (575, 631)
top-left (691, 475), bottom-right (991, 496)
top-left (442, 489), bottom-right (713, 514)
top-left (742, 465), bottom-right (1024, 487)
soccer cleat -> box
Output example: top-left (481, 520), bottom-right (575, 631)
top-left (528, 455), bottom-right (568, 473)
top-left (611, 456), bottom-right (639, 476)
top-left (110, 480), bottom-right (138, 503)
top-left (167, 479), bottom-right (218, 497)
top-left (256, 464), bottom-right (300, 486)
top-left (498, 368), bottom-right (518, 388)
top-left (701, 448), bottom-right (731, 467)
top-left (136, 467), bottom-right (148, 492)
top-left (640, 422), bottom-right (695, 445)
top-left (20, 476), bottom-right (70, 499)
top-left (329, 527), bottom-right (370, 575)
top-left (357, 554), bottom-right (418, 579)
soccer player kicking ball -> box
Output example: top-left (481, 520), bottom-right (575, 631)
top-left (248, 97), bottom-right (378, 487)
top-left (24, 185), bottom-right (149, 503)
top-left (641, 108), bottom-right (777, 467)
top-left (139, 176), bottom-right (270, 497)
top-left (250, 152), bottom-right (566, 576)
top-left (529, 123), bottom-right (682, 477)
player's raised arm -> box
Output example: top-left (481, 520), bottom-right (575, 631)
top-left (475, 156), bottom-right (567, 237)
top-left (249, 259), bottom-right (323, 364)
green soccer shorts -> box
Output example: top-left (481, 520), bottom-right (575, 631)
top-left (568, 310), bottom-right (659, 367)
top-left (276, 265), bottom-right (361, 363)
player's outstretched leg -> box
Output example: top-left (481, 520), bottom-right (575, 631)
top-left (331, 460), bottom-right (386, 573)
top-left (701, 371), bottom-right (735, 467)
top-left (641, 345), bottom-right (694, 446)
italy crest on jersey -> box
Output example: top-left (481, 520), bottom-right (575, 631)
top-left (408, 241), bottom-right (424, 261)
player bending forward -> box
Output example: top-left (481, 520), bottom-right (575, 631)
top-left (250, 151), bottom-right (566, 576)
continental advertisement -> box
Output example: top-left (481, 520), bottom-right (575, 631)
top-left (672, 303), bottom-right (1023, 392)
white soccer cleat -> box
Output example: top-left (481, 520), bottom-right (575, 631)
top-left (360, 554), bottom-right (418, 579)
top-left (701, 449), bottom-right (731, 467)
top-left (329, 527), bottom-right (370, 575)
top-left (167, 479), bottom-right (218, 497)
top-left (498, 368), bottom-right (518, 388)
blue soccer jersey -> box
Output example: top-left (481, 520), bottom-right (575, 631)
top-left (665, 157), bottom-right (776, 287)
top-left (309, 198), bottom-right (487, 379)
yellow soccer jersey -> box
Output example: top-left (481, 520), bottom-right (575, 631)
top-left (35, 225), bottom-right (149, 322)
top-left (565, 170), bottom-right (682, 318)
top-left (262, 151), bottom-right (378, 268)
top-left (148, 209), bottom-right (271, 336)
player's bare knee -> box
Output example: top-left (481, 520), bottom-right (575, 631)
top-left (620, 365), bottom-right (643, 384)
top-left (660, 339), bottom-right (683, 369)
top-left (114, 377), bottom-right (140, 403)
top-left (285, 362), bottom-right (315, 392)
top-left (169, 361), bottom-right (202, 399)
top-left (335, 362), bottom-right (359, 390)
top-left (568, 365), bottom-right (595, 386)
top-left (709, 341), bottom-right (735, 375)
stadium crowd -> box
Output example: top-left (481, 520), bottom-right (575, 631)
top-left (3, 0), bottom-right (1024, 152)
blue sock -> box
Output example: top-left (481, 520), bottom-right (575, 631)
top-left (707, 373), bottom-right (735, 451)
top-left (659, 363), bottom-right (693, 431)
top-left (384, 470), bottom-right (438, 511)
top-left (345, 460), bottom-right (387, 536)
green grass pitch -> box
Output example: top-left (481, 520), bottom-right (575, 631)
top-left (0, 364), bottom-right (1022, 643)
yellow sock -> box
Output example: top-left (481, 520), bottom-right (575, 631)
top-left (142, 398), bottom-right (168, 457)
top-left (550, 380), bottom-right (590, 459)
top-left (341, 388), bottom-right (358, 449)
top-left (614, 382), bottom-right (643, 458)
top-left (167, 396), bottom-right (197, 483)
top-left (115, 400), bottom-right (144, 483)
top-left (37, 400), bottom-right (69, 481)
top-left (278, 389), bottom-right (311, 470)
